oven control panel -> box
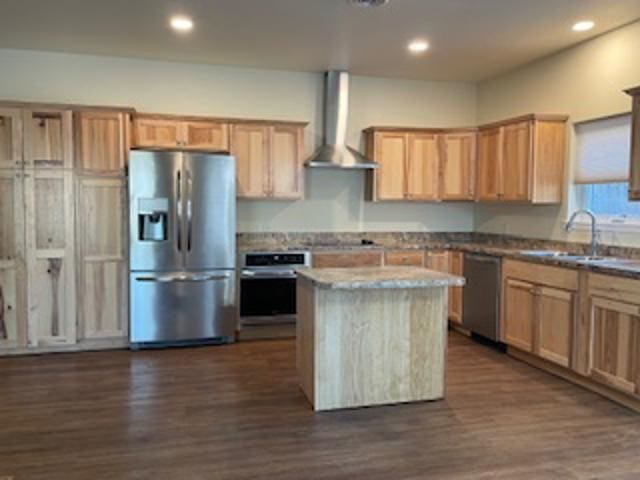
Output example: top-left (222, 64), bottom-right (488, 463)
top-left (241, 252), bottom-right (311, 269)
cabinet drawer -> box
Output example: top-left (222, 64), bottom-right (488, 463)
top-left (313, 251), bottom-right (383, 269)
top-left (384, 250), bottom-right (425, 267)
top-left (502, 259), bottom-right (578, 291)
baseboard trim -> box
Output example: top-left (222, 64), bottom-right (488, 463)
top-left (508, 347), bottom-right (640, 414)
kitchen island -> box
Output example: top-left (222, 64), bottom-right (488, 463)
top-left (296, 267), bottom-right (465, 411)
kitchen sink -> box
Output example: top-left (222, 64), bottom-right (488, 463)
top-left (519, 250), bottom-right (615, 263)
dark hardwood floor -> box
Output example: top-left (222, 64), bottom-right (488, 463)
top-left (1, 332), bottom-right (639, 480)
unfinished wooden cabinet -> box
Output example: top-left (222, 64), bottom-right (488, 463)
top-left (384, 250), bottom-right (425, 267)
top-left (24, 169), bottom-right (76, 347)
top-left (23, 109), bottom-right (73, 169)
top-left (231, 123), bottom-right (304, 199)
top-left (440, 132), bottom-right (476, 200)
top-left (75, 110), bottom-right (131, 174)
top-left (313, 251), bottom-right (383, 268)
top-left (626, 87), bottom-right (640, 200)
top-left (76, 177), bottom-right (127, 341)
top-left (132, 115), bottom-right (229, 152)
top-left (0, 107), bottom-right (23, 170)
top-left (502, 260), bottom-right (577, 367)
top-left (0, 171), bottom-right (27, 351)
top-left (448, 251), bottom-right (464, 324)
top-left (476, 115), bottom-right (568, 204)
top-left (586, 274), bottom-right (640, 398)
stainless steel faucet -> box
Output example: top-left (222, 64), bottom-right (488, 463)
top-left (565, 209), bottom-right (599, 257)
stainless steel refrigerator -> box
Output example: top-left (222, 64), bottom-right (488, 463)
top-left (128, 150), bottom-right (237, 347)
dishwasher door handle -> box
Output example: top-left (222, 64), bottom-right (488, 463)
top-left (465, 254), bottom-right (500, 263)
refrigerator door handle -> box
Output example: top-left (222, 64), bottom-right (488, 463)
top-left (176, 170), bottom-right (182, 252)
top-left (187, 169), bottom-right (193, 252)
top-left (135, 273), bottom-right (230, 283)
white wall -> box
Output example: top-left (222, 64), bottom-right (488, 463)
top-left (0, 48), bottom-right (477, 232)
top-left (476, 20), bottom-right (640, 247)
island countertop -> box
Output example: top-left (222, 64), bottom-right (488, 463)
top-left (296, 266), bottom-right (465, 290)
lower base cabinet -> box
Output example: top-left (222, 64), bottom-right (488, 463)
top-left (502, 260), bottom-right (577, 369)
top-left (587, 274), bottom-right (640, 399)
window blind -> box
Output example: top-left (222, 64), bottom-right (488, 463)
top-left (574, 113), bottom-right (631, 184)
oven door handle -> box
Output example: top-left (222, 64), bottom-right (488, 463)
top-left (241, 270), bottom-right (297, 279)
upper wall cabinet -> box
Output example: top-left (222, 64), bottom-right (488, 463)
top-left (365, 128), bottom-right (476, 202)
top-left (626, 87), bottom-right (640, 200)
top-left (0, 108), bottom-right (23, 170)
top-left (476, 115), bottom-right (568, 204)
top-left (75, 110), bottom-right (131, 174)
top-left (23, 109), bottom-right (74, 169)
top-left (231, 123), bottom-right (305, 200)
top-left (132, 114), bottom-right (230, 152)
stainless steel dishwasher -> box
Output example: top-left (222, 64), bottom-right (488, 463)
top-left (462, 253), bottom-right (501, 341)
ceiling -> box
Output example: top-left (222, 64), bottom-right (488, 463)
top-left (1, 0), bottom-right (640, 82)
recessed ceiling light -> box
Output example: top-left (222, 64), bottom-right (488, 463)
top-left (572, 20), bottom-right (595, 32)
top-left (408, 40), bottom-right (429, 54)
top-left (170, 15), bottom-right (194, 33)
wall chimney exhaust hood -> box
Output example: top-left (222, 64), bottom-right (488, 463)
top-left (306, 71), bottom-right (379, 169)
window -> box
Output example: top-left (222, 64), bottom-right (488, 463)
top-left (573, 114), bottom-right (638, 228)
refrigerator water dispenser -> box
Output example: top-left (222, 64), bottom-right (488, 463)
top-left (138, 198), bottom-right (169, 242)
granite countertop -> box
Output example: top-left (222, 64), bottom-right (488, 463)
top-left (297, 266), bottom-right (465, 290)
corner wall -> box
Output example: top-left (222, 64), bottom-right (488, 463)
top-left (475, 20), bottom-right (640, 247)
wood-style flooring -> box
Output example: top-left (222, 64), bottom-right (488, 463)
top-left (1, 332), bottom-right (639, 480)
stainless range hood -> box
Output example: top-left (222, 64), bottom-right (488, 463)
top-left (306, 71), bottom-right (379, 169)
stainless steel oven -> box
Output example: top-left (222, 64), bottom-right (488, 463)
top-left (239, 252), bottom-right (311, 326)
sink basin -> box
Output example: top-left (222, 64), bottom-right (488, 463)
top-left (520, 250), bottom-right (613, 263)
top-left (519, 250), bottom-right (570, 258)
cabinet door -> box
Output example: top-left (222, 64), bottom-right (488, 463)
top-left (374, 132), bottom-right (406, 200)
top-left (24, 170), bottom-right (76, 347)
top-left (441, 133), bottom-right (476, 200)
top-left (183, 121), bottom-right (229, 152)
top-left (0, 171), bottom-right (27, 350)
top-left (133, 118), bottom-right (181, 149)
top-left (448, 251), bottom-right (464, 324)
top-left (476, 127), bottom-right (503, 201)
top-left (406, 133), bottom-right (439, 200)
top-left (503, 278), bottom-right (535, 351)
top-left (384, 250), bottom-right (425, 267)
top-left (77, 177), bottom-right (128, 340)
top-left (0, 108), bottom-right (23, 170)
top-left (231, 124), bottom-right (270, 198)
top-left (270, 126), bottom-right (303, 199)
top-left (425, 251), bottom-right (449, 272)
top-left (502, 121), bottom-right (532, 201)
top-left (23, 109), bottom-right (73, 169)
top-left (536, 286), bottom-right (574, 368)
top-left (589, 297), bottom-right (640, 397)
top-left (75, 111), bottom-right (130, 174)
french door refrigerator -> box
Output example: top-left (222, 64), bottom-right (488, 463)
top-left (129, 150), bottom-right (236, 347)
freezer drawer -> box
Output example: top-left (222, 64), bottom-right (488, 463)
top-left (130, 270), bottom-right (237, 345)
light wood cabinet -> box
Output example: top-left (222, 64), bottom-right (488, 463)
top-left (425, 250), bottom-right (450, 272)
top-left (502, 260), bottom-right (577, 367)
top-left (231, 123), bottom-right (304, 199)
top-left (133, 115), bottom-right (229, 152)
top-left (476, 127), bottom-right (503, 201)
top-left (441, 133), bottom-right (476, 200)
top-left (0, 171), bottom-right (27, 351)
top-left (313, 251), bottom-right (383, 268)
top-left (407, 133), bottom-right (439, 201)
top-left (626, 87), bottom-right (640, 200)
top-left (448, 251), bottom-right (464, 324)
top-left (23, 109), bottom-right (73, 169)
top-left (76, 177), bottom-right (128, 340)
top-left (0, 108), bottom-right (23, 170)
top-left (586, 274), bottom-right (640, 398)
top-left (75, 110), bottom-right (130, 173)
top-left (476, 115), bottom-right (567, 204)
top-left (384, 250), bottom-right (425, 267)
top-left (366, 128), bottom-right (474, 202)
